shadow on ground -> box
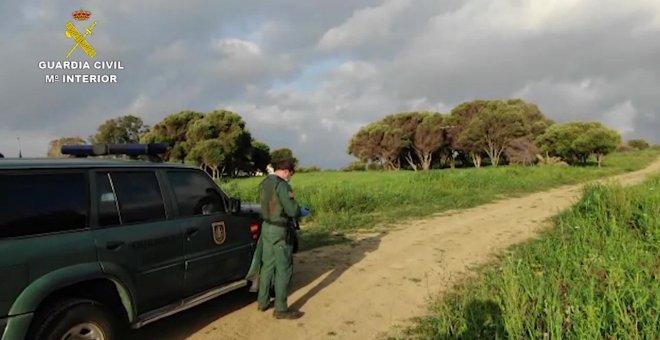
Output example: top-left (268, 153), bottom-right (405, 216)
top-left (128, 232), bottom-right (384, 339)
top-left (425, 299), bottom-right (506, 340)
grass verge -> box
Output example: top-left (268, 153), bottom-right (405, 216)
top-left (396, 173), bottom-right (660, 339)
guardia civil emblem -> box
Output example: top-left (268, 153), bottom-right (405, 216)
top-left (212, 221), bottom-right (227, 245)
top-left (65, 9), bottom-right (97, 58)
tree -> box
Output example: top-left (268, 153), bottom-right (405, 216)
top-left (379, 125), bottom-right (407, 170)
top-left (446, 101), bottom-right (487, 167)
top-left (627, 139), bottom-right (650, 150)
top-left (92, 115), bottom-right (149, 144)
top-left (251, 141), bottom-right (271, 174)
top-left (574, 124), bottom-right (621, 167)
top-left (348, 123), bottom-right (386, 168)
top-left (457, 101), bottom-right (528, 167)
top-left (187, 139), bottom-right (226, 179)
top-left (47, 137), bottom-right (86, 158)
top-left (140, 110), bottom-right (204, 162)
top-left (536, 121), bottom-right (621, 166)
top-left (351, 123), bottom-right (406, 170)
top-left (412, 113), bottom-right (446, 170)
top-left (450, 99), bottom-right (551, 168)
top-left (381, 112), bottom-right (427, 170)
top-left (186, 110), bottom-right (253, 176)
top-left (505, 98), bottom-right (554, 137)
top-left (536, 123), bottom-right (583, 163)
top-left (440, 114), bottom-right (462, 168)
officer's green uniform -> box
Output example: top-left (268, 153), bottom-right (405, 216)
top-left (257, 174), bottom-right (302, 312)
top-left (245, 235), bottom-right (263, 292)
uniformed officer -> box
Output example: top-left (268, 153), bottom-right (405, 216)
top-left (256, 157), bottom-right (308, 319)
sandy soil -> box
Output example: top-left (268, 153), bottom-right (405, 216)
top-left (130, 158), bottom-right (660, 340)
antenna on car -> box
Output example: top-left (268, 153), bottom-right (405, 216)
top-left (61, 143), bottom-right (167, 162)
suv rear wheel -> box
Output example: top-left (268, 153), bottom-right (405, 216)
top-left (29, 298), bottom-right (116, 340)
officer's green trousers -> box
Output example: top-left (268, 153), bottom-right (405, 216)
top-left (257, 222), bottom-right (293, 312)
top-left (246, 236), bottom-right (262, 282)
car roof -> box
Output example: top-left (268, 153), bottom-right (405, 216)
top-left (0, 157), bottom-right (199, 170)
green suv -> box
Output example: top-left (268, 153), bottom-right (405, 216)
top-left (0, 144), bottom-right (262, 340)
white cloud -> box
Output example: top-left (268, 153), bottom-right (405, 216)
top-left (213, 38), bottom-right (263, 57)
top-left (317, 0), bottom-right (413, 50)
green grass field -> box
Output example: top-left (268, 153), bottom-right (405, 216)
top-left (220, 150), bottom-right (658, 250)
top-left (398, 173), bottom-right (660, 339)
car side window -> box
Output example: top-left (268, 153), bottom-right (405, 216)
top-left (167, 170), bottom-right (226, 217)
top-left (95, 173), bottom-right (121, 226)
top-left (107, 171), bottom-right (167, 224)
top-left (0, 172), bottom-right (88, 238)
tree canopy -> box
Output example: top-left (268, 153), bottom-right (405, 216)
top-left (92, 115), bottom-right (149, 145)
top-left (345, 98), bottom-right (630, 170)
top-left (536, 121), bottom-right (621, 166)
top-left (50, 109), bottom-right (294, 179)
top-left (47, 137), bottom-right (86, 158)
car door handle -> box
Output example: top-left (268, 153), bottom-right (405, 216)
top-left (186, 227), bottom-right (199, 238)
top-left (106, 241), bottom-right (124, 251)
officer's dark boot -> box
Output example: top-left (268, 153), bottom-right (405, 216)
top-left (273, 309), bottom-right (304, 319)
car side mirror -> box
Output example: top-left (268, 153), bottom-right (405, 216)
top-left (229, 197), bottom-right (241, 214)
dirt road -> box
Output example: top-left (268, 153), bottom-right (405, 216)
top-left (131, 158), bottom-right (660, 340)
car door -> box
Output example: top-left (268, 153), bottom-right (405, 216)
top-left (91, 169), bottom-right (185, 314)
top-left (164, 169), bottom-right (253, 297)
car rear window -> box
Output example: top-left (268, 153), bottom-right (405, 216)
top-left (107, 171), bottom-right (166, 224)
top-left (167, 170), bottom-right (226, 217)
top-left (0, 172), bottom-right (88, 238)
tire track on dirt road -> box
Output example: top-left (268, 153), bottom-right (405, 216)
top-left (131, 158), bottom-right (660, 340)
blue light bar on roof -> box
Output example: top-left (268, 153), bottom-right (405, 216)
top-left (61, 143), bottom-right (167, 157)
top-left (61, 144), bottom-right (95, 156)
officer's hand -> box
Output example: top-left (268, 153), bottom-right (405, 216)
top-left (300, 207), bottom-right (311, 217)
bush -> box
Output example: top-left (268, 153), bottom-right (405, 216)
top-left (343, 161), bottom-right (367, 171)
top-left (627, 139), bottom-right (650, 150)
top-left (297, 166), bottom-right (322, 173)
top-left (506, 137), bottom-right (539, 165)
top-left (617, 144), bottom-right (635, 153)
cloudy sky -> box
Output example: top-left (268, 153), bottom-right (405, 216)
top-left (1, 0), bottom-right (659, 167)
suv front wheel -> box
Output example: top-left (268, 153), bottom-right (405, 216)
top-left (29, 298), bottom-right (116, 340)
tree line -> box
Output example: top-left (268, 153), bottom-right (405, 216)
top-left (347, 98), bottom-right (636, 171)
top-left (47, 99), bottom-right (653, 177)
top-left (47, 110), bottom-right (297, 179)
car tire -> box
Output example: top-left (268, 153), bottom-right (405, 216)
top-left (28, 298), bottom-right (116, 340)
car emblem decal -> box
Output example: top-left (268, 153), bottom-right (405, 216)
top-left (212, 221), bottom-right (227, 245)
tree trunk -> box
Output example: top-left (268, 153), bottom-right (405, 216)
top-left (446, 150), bottom-right (458, 169)
top-left (387, 159), bottom-right (401, 171)
top-left (493, 147), bottom-right (506, 167)
top-left (422, 153), bottom-right (432, 171)
top-left (484, 143), bottom-right (504, 167)
top-left (219, 165), bottom-right (226, 180)
top-left (414, 148), bottom-right (433, 171)
top-left (209, 165), bottom-right (218, 180)
top-left (405, 151), bottom-right (418, 171)
top-left (470, 152), bottom-right (482, 168)
top-left (596, 153), bottom-right (603, 167)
